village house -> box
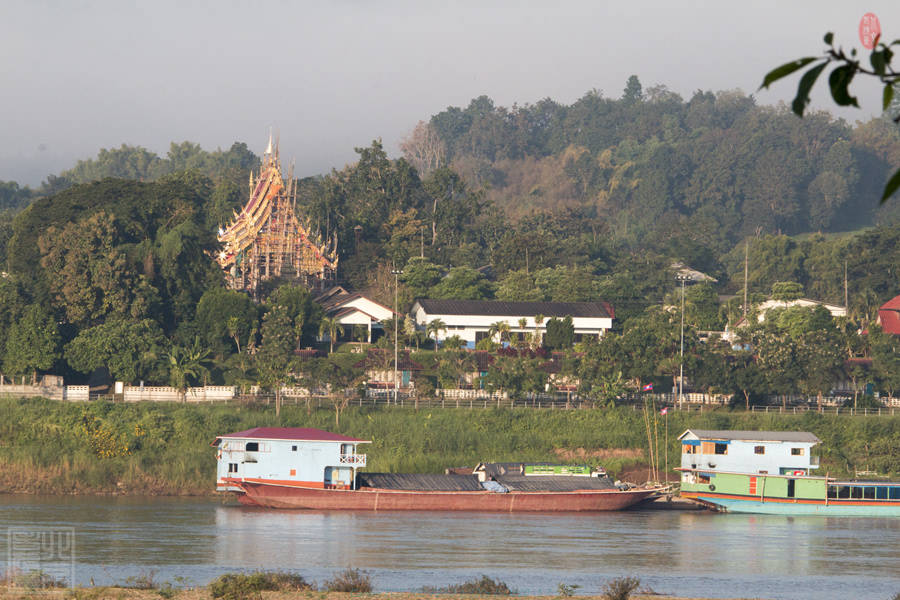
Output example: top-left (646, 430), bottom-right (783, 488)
top-left (315, 286), bottom-right (396, 344)
top-left (411, 299), bottom-right (614, 349)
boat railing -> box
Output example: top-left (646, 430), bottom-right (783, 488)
top-left (340, 453), bottom-right (367, 466)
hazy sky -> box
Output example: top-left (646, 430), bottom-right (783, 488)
top-left (1, 1), bottom-right (896, 186)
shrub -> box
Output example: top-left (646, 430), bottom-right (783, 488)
top-left (602, 576), bottom-right (640, 600)
top-left (423, 575), bottom-right (513, 595)
top-left (323, 568), bottom-right (372, 593)
top-left (558, 582), bottom-right (580, 597)
top-left (208, 571), bottom-right (313, 600)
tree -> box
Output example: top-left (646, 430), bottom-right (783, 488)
top-left (3, 304), bottom-right (60, 382)
top-left (66, 319), bottom-right (166, 383)
top-left (622, 75), bottom-right (643, 105)
top-left (268, 284), bottom-right (323, 349)
top-left (760, 32), bottom-right (900, 201)
top-left (544, 316), bottom-right (574, 350)
top-left (399, 120), bottom-right (447, 176)
top-left (165, 338), bottom-right (213, 402)
top-left (429, 266), bottom-right (493, 300)
top-left (771, 281), bottom-right (804, 301)
top-left (488, 321), bottom-right (511, 345)
top-left (401, 259), bottom-right (443, 299)
top-left (258, 306), bottom-right (295, 415)
top-left (426, 318), bottom-right (447, 348)
top-left (318, 316), bottom-right (345, 354)
top-left (195, 288), bottom-right (257, 355)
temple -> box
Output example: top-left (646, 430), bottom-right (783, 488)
top-left (216, 134), bottom-right (338, 294)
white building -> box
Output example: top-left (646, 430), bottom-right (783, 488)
top-left (316, 286), bottom-right (396, 343)
top-left (411, 299), bottom-right (614, 348)
top-left (678, 429), bottom-right (820, 476)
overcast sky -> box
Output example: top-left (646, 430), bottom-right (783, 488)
top-left (1, 1), bottom-right (896, 186)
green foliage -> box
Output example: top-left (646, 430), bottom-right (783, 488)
top-left (558, 582), bottom-right (581, 597)
top-left (208, 571), bottom-right (313, 600)
top-left (544, 316), bottom-right (575, 350)
top-left (430, 266), bottom-right (494, 300)
top-left (425, 575), bottom-right (513, 595)
top-left (195, 288), bottom-right (257, 355)
top-left (3, 304), bottom-right (60, 377)
top-left (323, 568), bottom-right (372, 593)
top-left (257, 306), bottom-right (295, 387)
top-left (65, 319), bottom-right (166, 383)
top-left (771, 281), bottom-right (804, 301)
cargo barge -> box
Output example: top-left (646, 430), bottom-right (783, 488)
top-left (214, 427), bottom-right (662, 511)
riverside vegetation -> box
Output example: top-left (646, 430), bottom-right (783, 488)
top-left (1, 397), bottom-right (897, 495)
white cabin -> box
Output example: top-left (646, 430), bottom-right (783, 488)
top-left (213, 427), bottom-right (370, 491)
top-left (678, 429), bottom-right (820, 475)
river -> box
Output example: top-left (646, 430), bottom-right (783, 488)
top-left (1, 495), bottom-right (898, 599)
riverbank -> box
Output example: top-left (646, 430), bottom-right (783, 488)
top-left (0, 589), bottom-right (746, 600)
top-left (1, 397), bottom-right (898, 495)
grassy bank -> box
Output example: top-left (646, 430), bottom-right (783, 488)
top-left (1, 397), bottom-right (898, 495)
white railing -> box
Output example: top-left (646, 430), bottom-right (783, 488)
top-left (339, 453), bottom-right (366, 466)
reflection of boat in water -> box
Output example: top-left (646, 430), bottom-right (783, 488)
top-left (214, 427), bottom-right (662, 511)
top-left (678, 429), bottom-right (900, 516)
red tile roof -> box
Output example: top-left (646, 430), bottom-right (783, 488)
top-left (215, 427), bottom-right (369, 443)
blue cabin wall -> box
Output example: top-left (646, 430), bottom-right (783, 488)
top-left (216, 438), bottom-right (363, 490)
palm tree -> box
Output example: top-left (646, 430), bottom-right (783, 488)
top-left (488, 321), bottom-right (511, 345)
top-left (319, 317), bottom-right (345, 354)
top-left (166, 338), bottom-right (213, 402)
top-left (534, 314), bottom-right (545, 349)
top-left (426, 318), bottom-right (447, 349)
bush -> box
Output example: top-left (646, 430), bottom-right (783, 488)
top-left (602, 576), bottom-right (640, 600)
top-left (423, 574), bottom-right (513, 595)
top-left (323, 568), bottom-right (372, 593)
top-left (208, 571), bottom-right (313, 600)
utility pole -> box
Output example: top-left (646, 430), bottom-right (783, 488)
top-left (676, 273), bottom-right (692, 409)
top-left (844, 260), bottom-right (849, 312)
top-left (743, 240), bottom-right (749, 319)
top-left (391, 268), bottom-right (403, 405)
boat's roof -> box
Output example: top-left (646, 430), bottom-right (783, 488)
top-left (678, 429), bottom-right (820, 443)
top-left (213, 427), bottom-right (370, 445)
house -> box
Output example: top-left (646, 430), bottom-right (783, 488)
top-left (678, 429), bottom-right (820, 476)
top-left (315, 286), bottom-right (396, 343)
top-left (877, 294), bottom-right (900, 335)
top-left (213, 427), bottom-right (370, 491)
top-left (411, 299), bottom-right (614, 349)
top-left (353, 348), bottom-right (423, 391)
top-left (723, 297), bottom-right (847, 342)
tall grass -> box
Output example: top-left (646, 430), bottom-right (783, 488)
top-left (1, 397), bottom-right (897, 494)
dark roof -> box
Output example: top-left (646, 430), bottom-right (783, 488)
top-left (357, 473), bottom-right (483, 491)
top-left (679, 429), bottom-right (820, 443)
top-left (215, 427), bottom-right (369, 443)
top-left (496, 476), bottom-right (617, 492)
top-left (414, 299), bottom-right (613, 319)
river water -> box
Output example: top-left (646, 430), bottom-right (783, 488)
top-left (1, 495), bottom-right (898, 599)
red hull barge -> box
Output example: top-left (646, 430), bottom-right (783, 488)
top-left (233, 480), bottom-right (659, 511)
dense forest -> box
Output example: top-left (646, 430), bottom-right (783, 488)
top-left (0, 78), bottom-right (898, 403)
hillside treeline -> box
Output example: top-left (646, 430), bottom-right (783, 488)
top-left (410, 78), bottom-right (900, 253)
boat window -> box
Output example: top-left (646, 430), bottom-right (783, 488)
top-left (837, 486), bottom-right (850, 499)
top-left (698, 473), bottom-right (711, 484)
top-left (827, 486), bottom-right (837, 498)
top-left (292, 445), bottom-right (298, 452)
top-left (864, 487), bottom-right (876, 500)
top-left (876, 487), bottom-right (888, 500)
top-left (682, 443), bottom-right (696, 454)
top-left (714, 443), bottom-right (728, 455)
top-left (754, 446), bottom-right (765, 455)
top-left (228, 463), bottom-right (238, 473)
top-left (890, 487), bottom-right (900, 500)
top-left (851, 487), bottom-right (863, 499)
top-left (791, 448), bottom-right (804, 456)
top-left (246, 442), bottom-right (259, 452)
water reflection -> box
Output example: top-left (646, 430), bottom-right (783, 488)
top-left (1, 495), bottom-right (898, 600)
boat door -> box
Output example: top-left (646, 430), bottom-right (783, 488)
top-left (787, 479), bottom-right (796, 499)
top-left (324, 466), bottom-right (334, 488)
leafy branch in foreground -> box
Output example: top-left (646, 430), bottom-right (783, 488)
top-left (760, 32), bottom-right (900, 202)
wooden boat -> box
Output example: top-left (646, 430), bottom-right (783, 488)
top-left (214, 427), bottom-right (661, 511)
top-left (677, 429), bottom-right (900, 516)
